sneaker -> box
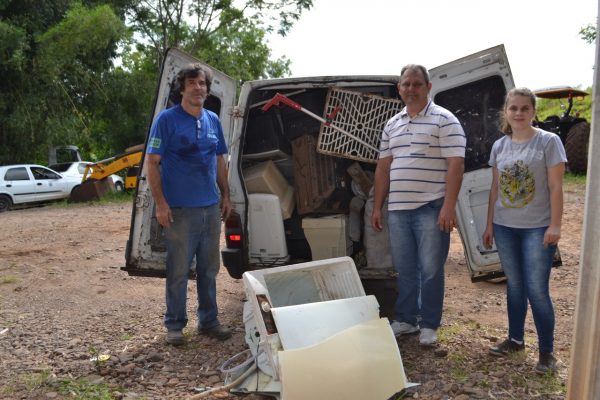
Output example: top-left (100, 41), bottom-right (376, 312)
top-left (198, 325), bottom-right (232, 341)
top-left (489, 338), bottom-right (525, 356)
top-left (419, 328), bottom-right (438, 346)
top-left (535, 352), bottom-right (557, 375)
top-left (390, 321), bottom-right (419, 336)
top-left (166, 330), bottom-right (184, 346)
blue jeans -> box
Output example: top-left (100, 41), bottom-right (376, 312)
top-left (493, 224), bottom-right (556, 353)
top-left (387, 197), bottom-right (450, 330)
top-left (163, 205), bottom-right (222, 331)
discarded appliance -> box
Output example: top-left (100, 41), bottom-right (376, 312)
top-left (248, 193), bottom-right (290, 266)
top-left (223, 256), bottom-right (414, 399)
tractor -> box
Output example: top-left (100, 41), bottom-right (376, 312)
top-left (533, 86), bottom-right (590, 174)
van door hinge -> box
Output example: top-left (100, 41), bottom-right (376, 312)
top-left (231, 106), bottom-right (243, 119)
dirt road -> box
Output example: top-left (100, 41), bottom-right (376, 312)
top-left (0, 184), bottom-right (584, 399)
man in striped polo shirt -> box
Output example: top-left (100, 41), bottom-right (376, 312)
top-left (372, 64), bottom-right (465, 346)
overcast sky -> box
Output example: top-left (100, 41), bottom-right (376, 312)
top-left (267, 0), bottom-right (597, 90)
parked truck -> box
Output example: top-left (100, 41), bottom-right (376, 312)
top-left (124, 45), bottom-right (515, 317)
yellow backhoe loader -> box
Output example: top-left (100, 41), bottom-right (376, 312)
top-left (70, 144), bottom-right (143, 202)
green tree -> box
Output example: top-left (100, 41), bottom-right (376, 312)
top-left (579, 23), bottom-right (596, 44)
top-left (0, 0), bottom-right (313, 165)
top-left (125, 0), bottom-right (312, 82)
top-left (0, 1), bottom-right (127, 164)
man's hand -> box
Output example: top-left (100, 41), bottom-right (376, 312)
top-left (371, 208), bottom-right (383, 232)
top-left (155, 202), bottom-right (173, 228)
top-left (438, 203), bottom-right (457, 233)
top-left (220, 197), bottom-right (232, 221)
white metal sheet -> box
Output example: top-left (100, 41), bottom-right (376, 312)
top-left (271, 295), bottom-right (380, 350)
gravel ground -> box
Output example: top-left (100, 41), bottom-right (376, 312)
top-left (0, 184), bottom-right (584, 399)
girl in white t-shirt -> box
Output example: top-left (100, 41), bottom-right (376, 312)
top-left (483, 87), bottom-right (566, 374)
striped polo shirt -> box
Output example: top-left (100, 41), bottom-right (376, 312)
top-left (379, 100), bottom-right (465, 211)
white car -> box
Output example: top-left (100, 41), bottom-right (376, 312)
top-left (0, 164), bottom-right (81, 212)
top-left (48, 161), bottom-right (125, 192)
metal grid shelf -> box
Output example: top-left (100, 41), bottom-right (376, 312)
top-left (317, 88), bottom-right (404, 163)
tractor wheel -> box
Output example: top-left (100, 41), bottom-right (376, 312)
top-left (565, 121), bottom-right (590, 174)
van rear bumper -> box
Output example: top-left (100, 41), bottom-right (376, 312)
top-left (221, 248), bottom-right (245, 279)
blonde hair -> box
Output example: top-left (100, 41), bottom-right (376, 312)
top-left (500, 87), bottom-right (537, 135)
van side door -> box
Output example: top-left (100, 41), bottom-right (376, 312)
top-left (125, 48), bottom-right (236, 276)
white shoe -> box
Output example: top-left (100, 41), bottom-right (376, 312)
top-left (419, 328), bottom-right (438, 346)
top-left (390, 321), bottom-right (419, 336)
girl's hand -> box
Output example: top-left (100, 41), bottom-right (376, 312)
top-left (543, 225), bottom-right (561, 248)
top-left (482, 225), bottom-right (494, 249)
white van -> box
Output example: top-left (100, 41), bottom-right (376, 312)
top-left (124, 45), bottom-right (515, 316)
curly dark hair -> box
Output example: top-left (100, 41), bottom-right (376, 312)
top-left (169, 63), bottom-right (213, 104)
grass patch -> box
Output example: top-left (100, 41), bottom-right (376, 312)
top-left (446, 352), bottom-right (470, 383)
top-left (438, 320), bottom-right (484, 344)
top-left (16, 371), bottom-right (127, 400)
top-left (54, 378), bottom-right (114, 400)
top-left (0, 275), bottom-right (18, 284)
top-left (564, 171), bottom-right (586, 186)
top-left (21, 370), bottom-right (52, 390)
top-left (119, 332), bottom-right (134, 341)
top-left (48, 190), bottom-right (134, 210)
top-left (88, 190), bottom-right (134, 205)
top-left (530, 372), bottom-right (566, 396)
top-left (564, 171), bottom-right (586, 196)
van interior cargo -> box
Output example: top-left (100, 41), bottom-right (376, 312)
top-left (240, 84), bottom-right (401, 272)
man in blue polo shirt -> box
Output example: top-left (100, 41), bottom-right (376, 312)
top-left (146, 63), bottom-right (232, 346)
top-left (372, 64), bottom-right (465, 346)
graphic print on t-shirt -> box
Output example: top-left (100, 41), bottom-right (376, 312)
top-left (499, 160), bottom-right (535, 208)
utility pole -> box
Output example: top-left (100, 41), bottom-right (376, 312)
top-left (566, 4), bottom-right (600, 398)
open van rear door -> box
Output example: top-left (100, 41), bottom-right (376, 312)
top-left (429, 44), bottom-right (515, 281)
top-left (124, 48), bottom-right (236, 276)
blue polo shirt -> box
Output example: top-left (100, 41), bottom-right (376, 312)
top-left (147, 104), bottom-right (228, 207)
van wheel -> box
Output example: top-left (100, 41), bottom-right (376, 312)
top-left (114, 181), bottom-right (124, 192)
top-left (0, 195), bottom-right (12, 212)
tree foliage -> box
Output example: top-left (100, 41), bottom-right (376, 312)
top-left (126, 0), bottom-right (311, 82)
top-left (0, 0), bottom-right (312, 165)
top-left (579, 23), bottom-right (597, 45)
top-left (0, 1), bottom-right (127, 164)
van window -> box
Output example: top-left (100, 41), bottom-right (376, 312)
top-left (433, 75), bottom-right (506, 172)
top-left (4, 167), bottom-right (30, 181)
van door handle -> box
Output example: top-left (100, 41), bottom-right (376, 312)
top-left (37, 182), bottom-right (42, 186)
top-left (6, 184), bottom-right (11, 187)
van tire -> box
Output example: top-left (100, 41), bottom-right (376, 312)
top-left (0, 194), bottom-right (12, 212)
top-left (115, 181), bottom-right (124, 192)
